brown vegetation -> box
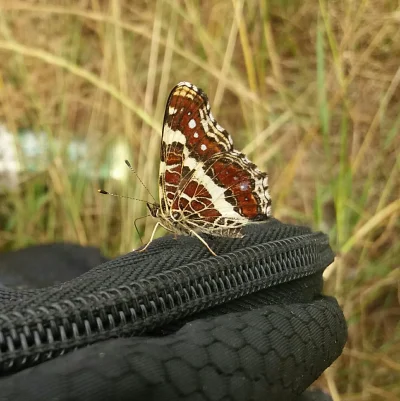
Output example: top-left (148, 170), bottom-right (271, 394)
top-left (0, 1), bottom-right (399, 399)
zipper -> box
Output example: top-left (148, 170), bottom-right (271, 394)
top-left (0, 232), bottom-right (334, 375)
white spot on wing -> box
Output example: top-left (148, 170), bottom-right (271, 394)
top-left (169, 107), bottom-right (177, 115)
top-left (201, 144), bottom-right (207, 151)
top-left (188, 119), bottom-right (196, 129)
top-left (240, 182), bottom-right (249, 191)
top-left (194, 132), bottom-right (199, 138)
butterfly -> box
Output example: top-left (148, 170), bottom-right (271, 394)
top-left (141, 81), bottom-right (272, 255)
top-left (100, 82), bottom-right (271, 256)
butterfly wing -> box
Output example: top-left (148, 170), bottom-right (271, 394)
top-left (176, 150), bottom-right (271, 236)
top-left (159, 81), bottom-right (271, 236)
top-left (159, 82), bottom-right (233, 213)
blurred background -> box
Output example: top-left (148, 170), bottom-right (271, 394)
top-left (0, 1), bottom-right (399, 399)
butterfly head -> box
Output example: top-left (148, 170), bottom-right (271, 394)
top-left (146, 202), bottom-right (160, 218)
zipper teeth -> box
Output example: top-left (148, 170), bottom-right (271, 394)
top-left (0, 233), bottom-right (332, 374)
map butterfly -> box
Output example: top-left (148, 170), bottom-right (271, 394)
top-left (144, 81), bottom-right (271, 254)
top-left (100, 82), bottom-right (272, 255)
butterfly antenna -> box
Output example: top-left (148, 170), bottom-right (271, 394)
top-left (124, 160), bottom-right (157, 204)
top-left (97, 189), bottom-right (157, 206)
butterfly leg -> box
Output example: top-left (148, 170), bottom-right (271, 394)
top-left (138, 222), bottom-right (161, 253)
top-left (188, 229), bottom-right (217, 256)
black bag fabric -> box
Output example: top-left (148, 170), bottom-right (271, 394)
top-left (0, 219), bottom-right (347, 401)
top-left (0, 243), bottom-right (108, 289)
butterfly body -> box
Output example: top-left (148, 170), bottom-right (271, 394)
top-left (146, 202), bottom-right (189, 236)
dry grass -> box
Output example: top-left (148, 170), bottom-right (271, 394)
top-left (0, 1), bottom-right (399, 399)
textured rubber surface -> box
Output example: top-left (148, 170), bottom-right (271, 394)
top-left (1, 295), bottom-right (345, 401)
top-left (0, 220), bottom-right (347, 401)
